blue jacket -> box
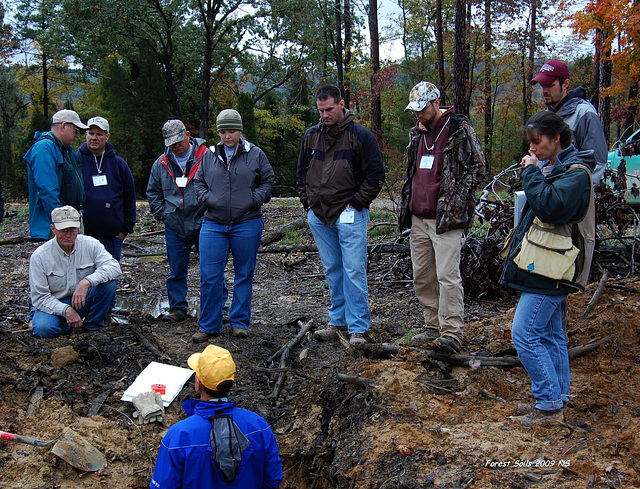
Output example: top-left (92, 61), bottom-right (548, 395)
top-left (150, 398), bottom-right (282, 489)
top-left (78, 142), bottom-right (137, 238)
top-left (500, 145), bottom-right (595, 295)
top-left (146, 138), bottom-right (207, 240)
top-left (24, 131), bottom-right (83, 240)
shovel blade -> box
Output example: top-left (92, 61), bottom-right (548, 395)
top-left (51, 428), bottom-right (107, 472)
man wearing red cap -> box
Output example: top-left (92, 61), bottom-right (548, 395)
top-left (530, 59), bottom-right (608, 183)
top-left (150, 345), bottom-right (282, 488)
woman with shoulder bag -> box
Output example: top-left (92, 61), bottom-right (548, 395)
top-left (192, 109), bottom-right (275, 343)
top-left (500, 111), bottom-right (596, 426)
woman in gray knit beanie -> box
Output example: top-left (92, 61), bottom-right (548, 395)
top-left (192, 109), bottom-right (275, 343)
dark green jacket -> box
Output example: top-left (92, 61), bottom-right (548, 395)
top-left (500, 145), bottom-right (596, 295)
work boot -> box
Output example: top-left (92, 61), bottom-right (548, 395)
top-left (349, 333), bottom-right (366, 345)
top-left (163, 311), bottom-right (186, 323)
top-left (512, 408), bottom-right (564, 427)
top-left (431, 335), bottom-right (462, 353)
top-left (411, 327), bottom-right (439, 343)
top-left (232, 328), bottom-right (249, 338)
top-left (516, 403), bottom-right (535, 415)
top-left (314, 325), bottom-right (338, 341)
top-left (191, 330), bottom-right (220, 343)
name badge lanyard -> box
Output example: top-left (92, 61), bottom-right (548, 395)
top-left (420, 118), bottom-right (450, 170)
top-left (423, 117), bottom-right (450, 154)
top-left (92, 152), bottom-right (108, 186)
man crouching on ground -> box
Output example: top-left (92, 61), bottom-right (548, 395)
top-left (29, 205), bottom-right (121, 338)
top-left (150, 344), bottom-right (283, 488)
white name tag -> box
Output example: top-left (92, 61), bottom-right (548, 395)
top-left (92, 174), bottom-right (108, 186)
top-left (175, 176), bottom-right (188, 187)
top-left (419, 155), bottom-right (435, 169)
top-left (339, 207), bottom-right (355, 224)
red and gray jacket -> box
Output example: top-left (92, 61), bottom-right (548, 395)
top-left (146, 137), bottom-right (207, 240)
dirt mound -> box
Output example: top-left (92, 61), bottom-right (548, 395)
top-left (1, 201), bottom-right (639, 488)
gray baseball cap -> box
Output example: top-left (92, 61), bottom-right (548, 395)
top-left (52, 109), bottom-right (89, 130)
top-left (162, 120), bottom-right (187, 147)
top-left (405, 82), bottom-right (441, 112)
top-left (87, 116), bottom-right (110, 132)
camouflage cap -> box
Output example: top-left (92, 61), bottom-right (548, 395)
top-left (405, 82), bottom-right (441, 112)
top-left (162, 119), bottom-right (187, 147)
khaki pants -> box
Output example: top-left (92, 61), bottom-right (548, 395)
top-left (410, 215), bottom-right (464, 340)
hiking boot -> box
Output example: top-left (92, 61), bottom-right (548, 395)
top-left (432, 336), bottom-right (462, 353)
top-left (512, 408), bottom-right (564, 427)
top-left (191, 330), bottom-right (221, 343)
top-left (163, 311), bottom-right (186, 323)
top-left (411, 327), bottom-right (439, 343)
top-left (232, 327), bottom-right (249, 338)
top-left (350, 333), bottom-right (367, 345)
top-left (314, 325), bottom-right (338, 341)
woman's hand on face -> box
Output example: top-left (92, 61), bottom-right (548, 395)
top-left (521, 151), bottom-right (537, 169)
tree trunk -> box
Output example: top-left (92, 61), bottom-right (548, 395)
top-left (369, 0), bottom-right (382, 144)
top-left (335, 0), bottom-right (344, 98)
top-left (522, 0), bottom-right (536, 154)
top-left (624, 82), bottom-right (638, 137)
top-left (483, 0), bottom-right (492, 172)
top-left (343, 0), bottom-right (352, 108)
top-left (598, 32), bottom-right (612, 143)
top-left (436, 0), bottom-right (446, 103)
top-left (453, 0), bottom-right (468, 115)
top-left (592, 34), bottom-right (602, 108)
top-left (198, 3), bottom-right (213, 138)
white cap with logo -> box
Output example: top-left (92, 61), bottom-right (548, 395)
top-left (51, 110), bottom-right (89, 130)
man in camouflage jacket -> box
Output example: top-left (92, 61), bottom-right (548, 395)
top-left (398, 81), bottom-right (485, 353)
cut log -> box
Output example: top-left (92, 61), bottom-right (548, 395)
top-left (365, 336), bottom-right (612, 368)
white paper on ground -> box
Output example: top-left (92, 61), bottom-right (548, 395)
top-left (120, 361), bottom-right (194, 407)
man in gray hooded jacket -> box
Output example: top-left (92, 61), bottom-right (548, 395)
top-left (530, 59), bottom-right (608, 184)
top-left (147, 120), bottom-right (207, 323)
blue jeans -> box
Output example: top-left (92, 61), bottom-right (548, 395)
top-left (32, 281), bottom-right (117, 338)
top-left (198, 218), bottom-right (263, 333)
top-left (96, 236), bottom-right (124, 261)
top-left (96, 235), bottom-right (123, 308)
top-left (307, 208), bottom-right (370, 334)
top-left (512, 292), bottom-right (570, 411)
top-left (165, 225), bottom-right (199, 316)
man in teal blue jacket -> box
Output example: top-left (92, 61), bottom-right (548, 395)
top-left (24, 109), bottom-right (88, 240)
top-left (150, 345), bottom-right (282, 488)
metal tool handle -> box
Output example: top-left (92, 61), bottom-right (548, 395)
top-left (0, 430), bottom-right (52, 447)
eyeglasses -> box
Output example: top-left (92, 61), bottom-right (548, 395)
top-left (65, 123), bottom-right (79, 135)
top-left (57, 227), bottom-right (79, 235)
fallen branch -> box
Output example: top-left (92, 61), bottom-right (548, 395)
top-left (268, 319), bottom-right (314, 400)
top-left (261, 217), bottom-right (307, 247)
top-left (367, 336), bottom-right (612, 367)
top-left (0, 236), bottom-right (44, 245)
top-left (259, 243), bottom-right (410, 254)
top-left (87, 388), bottom-right (112, 417)
top-left (336, 373), bottom-right (374, 388)
top-left (583, 271), bottom-right (609, 318)
top-left (130, 324), bottom-right (164, 357)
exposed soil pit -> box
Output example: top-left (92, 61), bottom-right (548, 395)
top-left (1, 200), bottom-right (639, 488)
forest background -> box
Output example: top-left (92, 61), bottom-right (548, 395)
top-left (0, 0), bottom-right (638, 199)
